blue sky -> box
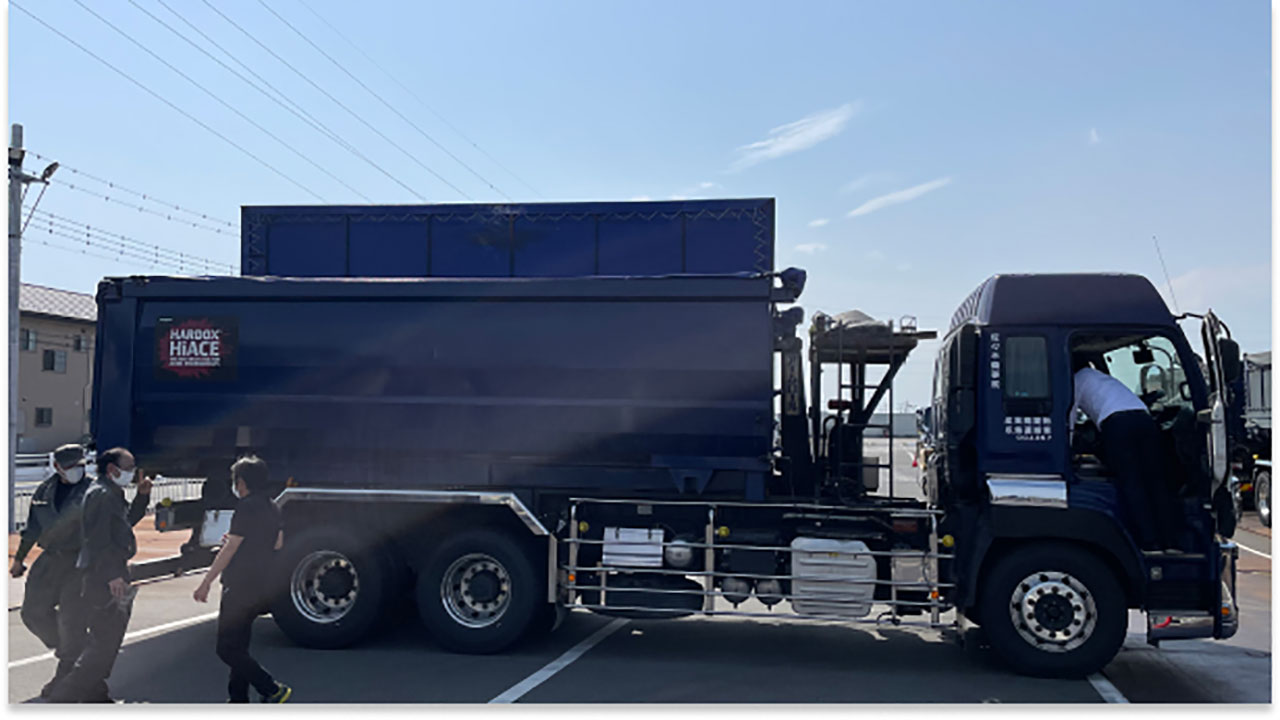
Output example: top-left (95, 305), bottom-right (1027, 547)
top-left (8, 0), bottom-right (1271, 407)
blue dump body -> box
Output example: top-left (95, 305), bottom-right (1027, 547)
top-left (92, 274), bottom-right (776, 500)
top-left (241, 199), bottom-right (775, 278)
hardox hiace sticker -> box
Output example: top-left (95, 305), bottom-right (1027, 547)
top-left (156, 317), bottom-right (238, 381)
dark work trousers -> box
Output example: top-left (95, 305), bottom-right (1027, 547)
top-left (216, 586), bottom-right (277, 702)
top-left (21, 551), bottom-right (90, 694)
top-left (1100, 409), bottom-right (1180, 550)
top-left (47, 579), bottom-right (131, 703)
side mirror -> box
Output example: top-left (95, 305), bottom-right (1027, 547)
top-left (1205, 397), bottom-right (1228, 485)
top-left (1180, 381), bottom-right (1191, 401)
top-left (1220, 338), bottom-right (1242, 384)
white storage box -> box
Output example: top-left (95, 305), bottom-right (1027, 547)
top-left (789, 537), bottom-right (876, 618)
top-left (199, 509), bottom-right (235, 548)
top-left (602, 527), bottom-right (664, 568)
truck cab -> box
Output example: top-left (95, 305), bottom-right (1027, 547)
top-left (928, 273), bottom-right (1241, 676)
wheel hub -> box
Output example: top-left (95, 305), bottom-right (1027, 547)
top-left (291, 551), bottom-right (360, 624)
top-left (442, 553), bottom-right (511, 629)
top-left (1009, 571), bottom-right (1098, 653)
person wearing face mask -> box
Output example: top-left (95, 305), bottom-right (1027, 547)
top-left (46, 447), bottom-right (151, 704)
top-left (11, 445), bottom-right (92, 699)
top-left (193, 455), bottom-right (291, 703)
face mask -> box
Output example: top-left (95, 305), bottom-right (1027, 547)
top-left (113, 468), bottom-right (135, 487)
top-left (62, 467), bottom-right (84, 484)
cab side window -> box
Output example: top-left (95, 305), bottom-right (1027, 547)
top-left (1004, 336), bottom-right (1049, 399)
top-left (1003, 336), bottom-right (1052, 417)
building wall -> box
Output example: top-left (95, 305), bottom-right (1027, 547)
top-left (17, 314), bottom-right (94, 453)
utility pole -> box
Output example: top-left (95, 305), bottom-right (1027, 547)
top-left (9, 124), bottom-right (23, 534)
top-left (8, 124), bottom-right (56, 532)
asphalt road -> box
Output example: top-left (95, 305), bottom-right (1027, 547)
top-left (7, 440), bottom-right (1270, 703)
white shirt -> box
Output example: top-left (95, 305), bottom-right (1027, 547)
top-left (1071, 367), bottom-right (1148, 428)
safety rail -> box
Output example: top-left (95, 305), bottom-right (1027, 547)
top-left (559, 497), bottom-right (951, 628)
top-left (12, 477), bottom-right (204, 533)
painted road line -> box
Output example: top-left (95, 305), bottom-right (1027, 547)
top-left (8, 611), bottom-right (219, 669)
top-left (1237, 543), bottom-right (1271, 561)
top-left (489, 618), bottom-right (629, 703)
top-left (1087, 673), bottom-right (1129, 703)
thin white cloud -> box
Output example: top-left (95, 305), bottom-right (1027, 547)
top-left (808, 218), bottom-right (829, 228)
top-left (866, 249), bottom-right (885, 261)
top-left (630, 195), bottom-right (652, 201)
top-left (672, 181), bottom-right (721, 200)
top-left (840, 172), bottom-right (890, 194)
top-left (795, 243), bottom-right (828, 254)
top-left (730, 102), bottom-right (861, 172)
top-left (1158, 265), bottom-right (1269, 314)
top-left (896, 262), bottom-right (913, 272)
top-left (1089, 128), bottom-right (1101, 145)
top-left (847, 177), bottom-right (952, 219)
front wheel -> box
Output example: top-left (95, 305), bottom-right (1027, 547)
top-left (416, 528), bottom-right (543, 654)
top-left (977, 543), bottom-right (1127, 679)
top-left (1256, 471), bottom-right (1271, 528)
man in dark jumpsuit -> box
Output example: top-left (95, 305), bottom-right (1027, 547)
top-left (10, 445), bottom-right (92, 699)
top-left (47, 447), bottom-right (151, 703)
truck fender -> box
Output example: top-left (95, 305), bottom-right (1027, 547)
top-left (275, 487), bottom-right (549, 537)
top-left (957, 506), bottom-right (1145, 611)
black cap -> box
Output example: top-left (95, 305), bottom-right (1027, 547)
top-left (53, 444), bottom-right (86, 468)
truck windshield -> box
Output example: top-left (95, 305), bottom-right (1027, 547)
top-left (1102, 335), bottom-right (1190, 411)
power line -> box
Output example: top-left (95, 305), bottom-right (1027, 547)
top-left (297, 0), bottom-right (544, 199)
top-left (116, 0), bottom-right (372, 202)
top-left (11, 1), bottom-right (326, 201)
top-left (72, 1), bottom-right (370, 202)
top-left (27, 150), bottom-right (237, 228)
top-left (260, 0), bottom-right (509, 200)
top-left (199, 0), bottom-right (470, 200)
top-left (41, 176), bottom-right (238, 237)
top-left (33, 227), bottom-right (229, 275)
top-left (27, 210), bottom-right (235, 274)
top-left (28, 210), bottom-right (235, 274)
top-left (140, 0), bottom-right (427, 203)
top-left (24, 231), bottom-right (196, 274)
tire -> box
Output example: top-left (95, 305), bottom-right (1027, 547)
top-left (271, 526), bottom-right (396, 649)
top-left (416, 527), bottom-right (543, 654)
top-left (1256, 471), bottom-right (1271, 528)
top-left (977, 543), bottom-right (1127, 679)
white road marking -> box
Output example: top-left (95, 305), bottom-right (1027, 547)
top-left (1237, 543), bottom-right (1271, 561)
top-left (8, 611), bottom-right (219, 669)
top-left (1087, 673), bottom-right (1129, 703)
top-left (488, 618), bottom-right (629, 703)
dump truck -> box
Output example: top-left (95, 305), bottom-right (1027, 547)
top-left (91, 199), bottom-right (1241, 679)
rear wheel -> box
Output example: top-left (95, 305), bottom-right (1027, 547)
top-left (1256, 471), bottom-right (1271, 528)
top-left (272, 526), bottom-right (396, 649)
top-left (416, 527), bottom-right (543, 654)
top-left (978, 543), bottom-right (1127, 679)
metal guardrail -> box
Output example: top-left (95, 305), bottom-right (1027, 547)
top-left (561, 496), bottom-right (949, 628)
top-left (12, 477), bottom-right (204, 533)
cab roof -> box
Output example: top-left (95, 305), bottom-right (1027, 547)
top-left (949, 273), bottom-right (1174, 332)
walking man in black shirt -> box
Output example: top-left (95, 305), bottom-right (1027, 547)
top-left (47, 447), bottom-right (151, 703)
top-left (11, 445), bottom-right (93, 699)
top-left (193, 455), bottom-right (291, 703)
